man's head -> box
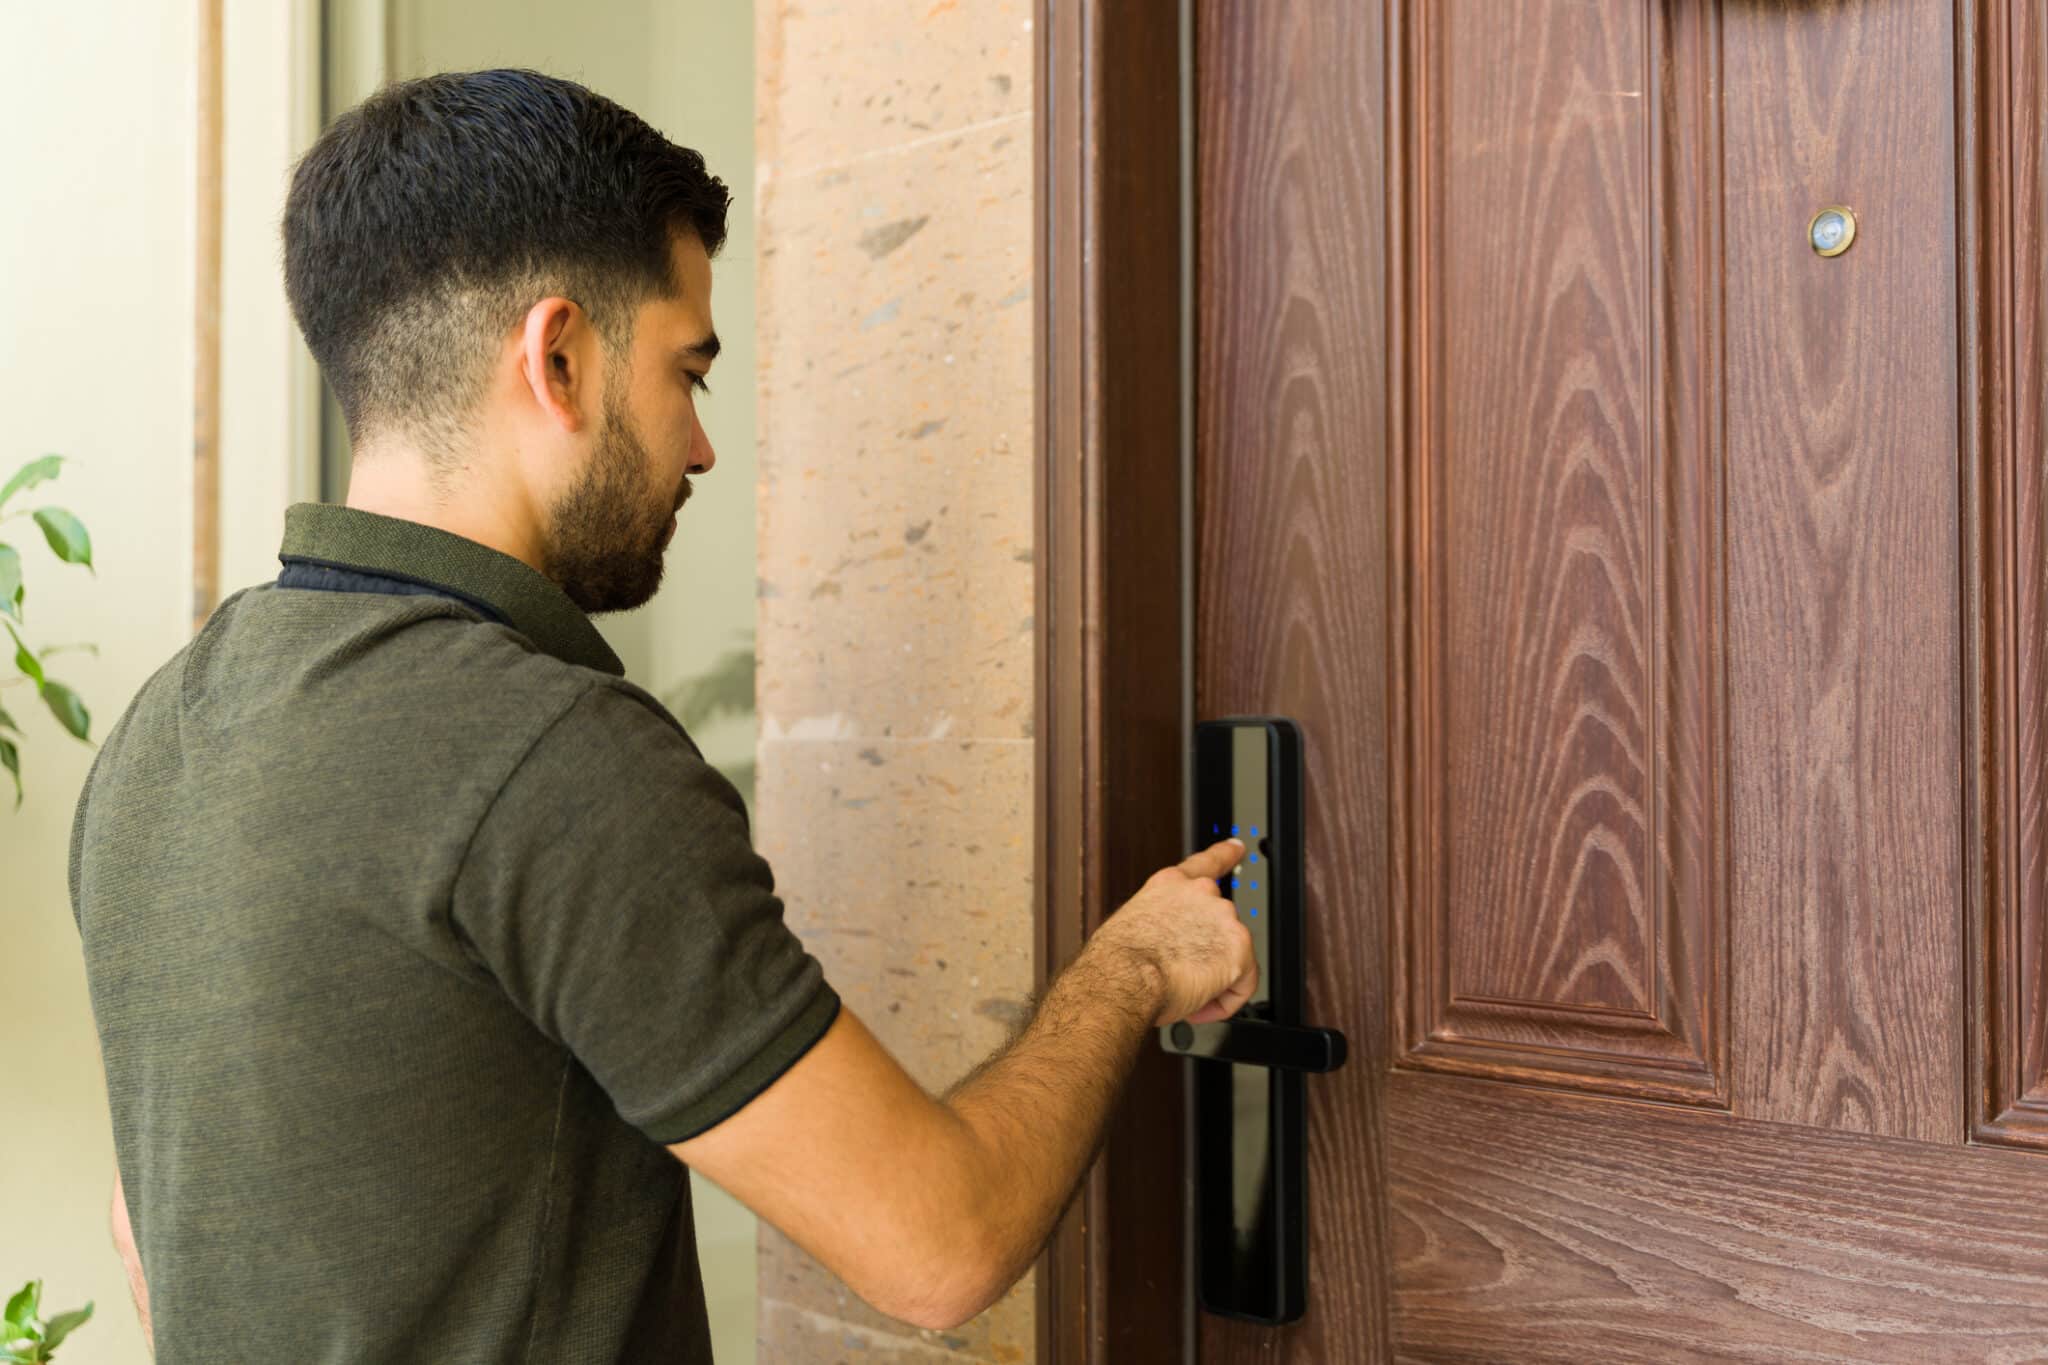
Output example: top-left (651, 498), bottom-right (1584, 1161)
top-left (283, 69), bottom-right (727, 613)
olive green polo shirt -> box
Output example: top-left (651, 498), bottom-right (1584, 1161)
top-left (70, 502), bottom-right (838, 1363)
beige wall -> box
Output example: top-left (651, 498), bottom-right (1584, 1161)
top-left (752, 2), bottom-right (1039, 1360)
top-left (6, 3), bottom-right (322, 1355)
top-left (1, 4), bottom-right (197, 1360)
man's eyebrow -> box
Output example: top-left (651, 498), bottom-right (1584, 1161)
top-left (676, 332), bottom-right (721, 364)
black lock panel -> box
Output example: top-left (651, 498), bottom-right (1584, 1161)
top-left (1159, 716), bottom-right (1345, 1326)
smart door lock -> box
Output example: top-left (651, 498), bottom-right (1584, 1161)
top-left (1158, 716), bottom-right (1347, 1325)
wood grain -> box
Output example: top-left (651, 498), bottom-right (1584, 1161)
top-left (1388, 1071), bottom-right (2048, 1363)
top-left (1967, 0), bottom-right (2048, 1149)
top-left (1390, 0), bottom-right (1727, 1103)
top-left (1035, 0), bottom-right (1192, 1358)
top-left (1723, 0), bottom-right (1963, 1142)
top-left (1179, 0), bottom-right (2029, 1359)
top-left (1195, 1), bottom-right (1394, 1360)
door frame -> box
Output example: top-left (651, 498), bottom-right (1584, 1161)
top-left (1033, 1), bottom-right (1192, 1361)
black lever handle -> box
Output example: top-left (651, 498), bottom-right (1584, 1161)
top-left (1162, 1017), bottom-right (1348, 1072)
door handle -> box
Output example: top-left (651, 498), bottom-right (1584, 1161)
top-left (1157, 716), bottom-right (1347, 1326)
top-left (1163, 1016), bottom-right (1347, 1072)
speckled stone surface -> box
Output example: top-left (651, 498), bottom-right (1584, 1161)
top-left (756, 0), bottom-right (1032, 178)
top-left (754, 121), bottom-right (1033, 743)
top-left (763, 1294), bottom-right (1031, 1365)
top-left (754, 1), bottom-right (1037, 1360)
top-left (756, 738), bottom-right (1035, 1086)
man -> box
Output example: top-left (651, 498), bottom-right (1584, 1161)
top-left (71, 69), bottom-right (1256, 1361)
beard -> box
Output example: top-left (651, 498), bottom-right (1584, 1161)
top-left (542, 386), bottom-right (678, 615)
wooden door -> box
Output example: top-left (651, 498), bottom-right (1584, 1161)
top-left (1191, 1), bottom-right (2048, 1359)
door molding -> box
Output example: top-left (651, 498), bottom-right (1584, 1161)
top-left (1962, 0), bottom-right (2048, 1150)
top-left (1034, 1), bottom-right (1189, 1360)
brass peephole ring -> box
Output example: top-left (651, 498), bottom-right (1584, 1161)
top-left (1809, 205), bottom-right (1857, 258)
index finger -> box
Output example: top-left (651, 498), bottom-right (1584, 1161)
top-left (1177, 837), bottom-right (1244, 881)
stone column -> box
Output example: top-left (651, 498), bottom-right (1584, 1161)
top-left (753, 2), bottom-right (1038, 1360)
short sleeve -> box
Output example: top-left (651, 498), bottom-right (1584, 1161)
top-left (452, 680), bottom-right (838, 1143)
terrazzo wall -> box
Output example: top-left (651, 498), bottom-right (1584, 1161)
top-left (752, 1), bottom-right (1038, 1361)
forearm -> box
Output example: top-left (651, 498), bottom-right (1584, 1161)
top-left (940, 941), bottom-right (1163, 1303)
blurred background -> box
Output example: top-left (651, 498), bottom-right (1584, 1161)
top-left (3, 1), bottom-right (1036, 1360)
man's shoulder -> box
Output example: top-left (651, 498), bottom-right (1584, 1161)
top-left (213, 577), bottom-right (604, 717)
top-left (514, 673), bottom-right (708, 783)
top-left (88, 583), bottom-right (649, 812)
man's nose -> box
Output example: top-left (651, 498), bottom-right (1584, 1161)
top-left (689, 410), bottom-right (716, 475)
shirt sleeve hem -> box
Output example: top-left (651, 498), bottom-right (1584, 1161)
top-left (645, 984), bottom-right (843, 1145)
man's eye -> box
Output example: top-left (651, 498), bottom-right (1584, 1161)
top-left (688, 373), bottom-right (712, 395)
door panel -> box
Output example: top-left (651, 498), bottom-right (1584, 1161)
top-left (1387, 1073), bottom-right (2048, 1364)
top-left (1193, 0), bottom-right (2048, 1359)
top-left (1722, 0), bottom-right (1962, 1145)
top-left (1389, 0), bottom-right (1725, 1105)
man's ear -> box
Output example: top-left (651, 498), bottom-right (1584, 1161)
top-left (516, 296), bottom-right (596, 434)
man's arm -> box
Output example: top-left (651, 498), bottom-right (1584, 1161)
top-left (109, 1169), bottom-right (153, 1354)
top-left (672, 837), bottom-right (1255, 1330)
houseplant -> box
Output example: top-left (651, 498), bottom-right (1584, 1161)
top-left (0, 1281), bottom-right (91, 1362)
top-left (1, 457), bottom-right (99, 1355)
top-left (0, 454), bottom-right (96, 808)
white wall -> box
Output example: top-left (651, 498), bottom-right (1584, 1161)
top-left (0, 4), bottom-right (197, 1360)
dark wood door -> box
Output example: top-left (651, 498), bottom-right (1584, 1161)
top-left (1192, 2), bottom-right (2048, 1359)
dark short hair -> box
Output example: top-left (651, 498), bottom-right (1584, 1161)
top-left (283, 68), bottom-right (730, 456)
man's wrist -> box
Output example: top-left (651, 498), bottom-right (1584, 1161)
top-left (1070, 931), bottom-right (1168, 1029)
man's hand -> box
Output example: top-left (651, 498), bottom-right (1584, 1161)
top-left (110, 1168), bottom-right (153, 1353)
top-left (1089, 836), bottom-right (1259, 1025)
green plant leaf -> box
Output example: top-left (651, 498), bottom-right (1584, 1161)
top-left (41, 681), bottom-right (88, 741)
top-left (31, 509), bottom-right (91, 572)
top-left (0, 546), bottom-right (17, 619)
top-left (1, 737), bottom-right (20, 810)
top-left (1, 1284), bottom-right (33, 1330)
top-left (0, 1348), bottom-right (36, 1364)
top-left (0, 703), bottom-right (15, 733)
top-left (0, 456), bottom-right (62, 512)
top-left (39, 1302), bottom-right (90, 1351)
top-left (659, 643), bottom-right (757, 732)
top-left (36, 643), bottom-right (96, 660)
top-left (7, 624), bottom-right (44, 689)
